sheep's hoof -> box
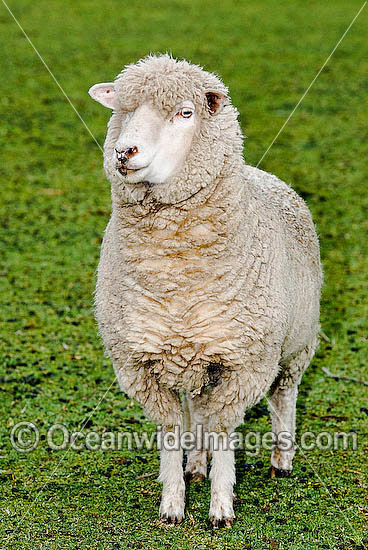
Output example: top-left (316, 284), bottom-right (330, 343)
top-left (209, 516), bottom-right (234, 528)
top-left (270, 466), bottom-right (292, 478)
top-left (160, 513), bottom-right (183, 525)
top-left (185, 471), bottom-right (206, 483)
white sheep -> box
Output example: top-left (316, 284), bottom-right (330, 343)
top-left (89, 54), bottom-right (322, 527)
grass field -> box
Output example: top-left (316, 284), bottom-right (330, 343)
top-left (0, 1), bottom-right (367, 548)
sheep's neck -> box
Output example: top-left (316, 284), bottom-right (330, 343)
top-left (113, 173), bottom-right (251, 297)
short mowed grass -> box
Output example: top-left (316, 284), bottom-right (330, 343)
top-left (0, 1), bottom-right (367, 548)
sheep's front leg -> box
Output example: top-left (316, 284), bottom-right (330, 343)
top-left (158, 423), bottom-right (185, 523)
top-left (137, 383), bottom-right (185, 523)
top-left (208, 430), bottom-right (236, 527)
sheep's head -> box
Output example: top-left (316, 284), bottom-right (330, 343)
top-left (89, 55), bottom-right (243, 204)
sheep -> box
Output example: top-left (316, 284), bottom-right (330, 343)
top-left (88, 54), bottom-right (322, 527)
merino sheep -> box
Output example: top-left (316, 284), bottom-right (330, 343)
top-left (89, 54), bottom-right (322, 527)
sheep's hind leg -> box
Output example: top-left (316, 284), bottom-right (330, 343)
top-left (183, 395), bottom-right (208, 482)
top-left (268, 342), bottom-right (317, 477)
top-left (268, 383), bottom-right (298, 477)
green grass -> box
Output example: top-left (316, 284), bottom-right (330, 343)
top-left (0, 0), bottom-right (367, 548)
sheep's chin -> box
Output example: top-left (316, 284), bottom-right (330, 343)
top-left (117, 168), bottom-right (174, 187)
top-left (115, 166), bottom-right (151, 184)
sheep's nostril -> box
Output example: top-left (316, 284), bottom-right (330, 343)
top-left (125, 146), bottom-right (139, 158)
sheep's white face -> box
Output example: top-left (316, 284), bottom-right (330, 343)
top-left (89, 83), bottom-right (200, 185)
top-left (114, 100), bottom-right (198, 184)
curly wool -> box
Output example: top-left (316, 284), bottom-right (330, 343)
top-left (114, 54), bottom-right (229, 119)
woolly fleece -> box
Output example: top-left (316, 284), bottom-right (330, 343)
top-left (95, 55), bottom-right (322, 431)
top-left (92, 54), bottom-right (323, 524)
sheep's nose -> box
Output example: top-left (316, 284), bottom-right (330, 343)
top-left (115, 146), bottom-right (139, 162)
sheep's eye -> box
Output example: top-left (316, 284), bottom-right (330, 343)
top-left (179, 107), bottom-right (193, 118)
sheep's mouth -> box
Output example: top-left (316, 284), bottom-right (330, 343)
top-left (116, 163), bottom-right (147, 177)
top-left (117, 166), bottom-right (139, 176)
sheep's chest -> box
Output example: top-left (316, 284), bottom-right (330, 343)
top-left (121, 213), bottom-right (244, 395)
top-left (125, 287), bottom-right (243, 395)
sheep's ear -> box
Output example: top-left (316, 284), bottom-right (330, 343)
top-left (205, 91), bottom-right (229, 116)
top-left (88, 83), bottom-right (116, 109)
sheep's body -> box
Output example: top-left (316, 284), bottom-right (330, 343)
top-left (90, 55), bottom-right (322, 526)
top-left (96, 165), bottom-right (320, 416)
